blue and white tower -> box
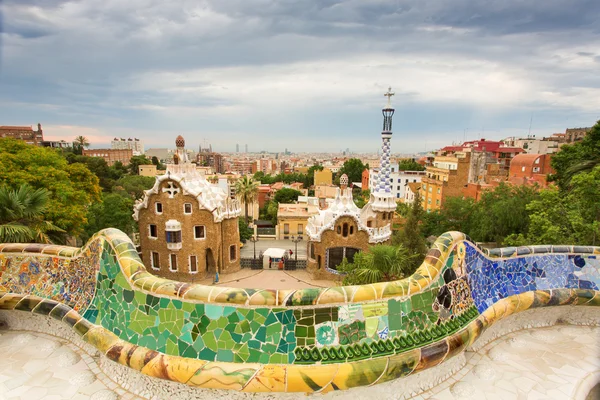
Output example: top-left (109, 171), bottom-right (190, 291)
top-left (377, 87), bottom-right (395, 193)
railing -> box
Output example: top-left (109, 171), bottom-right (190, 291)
top-left (257, 227), bottom-right (276, 235)
top-left (240, 258), bottom-right (263, 269)
top-left (283, 259), bottom-right (306, 270)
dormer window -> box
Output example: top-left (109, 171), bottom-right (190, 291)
top-left (165, 220), bottom-right (182, 250)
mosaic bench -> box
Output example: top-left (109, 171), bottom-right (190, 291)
top-left (0, 228), bottom-right (598, 393)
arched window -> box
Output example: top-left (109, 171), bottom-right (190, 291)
top-left (337, 225), bottom-right (342, 234)
top-left (342, 223), bottom-right (349, 237)
top-left (349, 225), bottom-right (354, 235)
top-left (382, 213), bottom-right (387, 220)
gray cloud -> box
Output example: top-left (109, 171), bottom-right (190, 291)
top-left (0, 0), bottom-right (599, 152)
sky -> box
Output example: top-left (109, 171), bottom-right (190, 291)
top-left (1, 0), bottom-right (599, 153)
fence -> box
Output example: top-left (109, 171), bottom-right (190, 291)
top-left (240, 258), bottom-right (307, 270)
top-left (257, 227), bottom-right (276, 236)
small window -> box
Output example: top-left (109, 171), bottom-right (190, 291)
top-left (310, 243), bottom-right (316, 260)
top-left (367, 220), bottom-right (372, 228)
top-left (397, 193), bottom-right (400, 198)
top-left (149, 224), bottom-right (157, 238)
top-left (389, 212), bottom-right (394, 219)
top-left (437, 188), bottom-right (441, 194)
top-left (533, 167), bottom-right (540, 173)
top-left (151, 252), bottom-right (160, 270)
top-left (382, 213), bottom-right (387, 220)
top-left (284, 223), bottom-right (290, 234)
top-left (297, 224), bottom-right (303, 234)
top-left (349, 226), bottom-right (354, 235)
top-left (170, 254), bottom-right (178, 271)
top-left (155, 203), bottom-right (163, 214)
top-left (342, 223), bottom-right (349, 237)
top-left (194, 225), bottom-right (205, 239)
top-left (189, 255), bottom-right (197, 273)
top-left (521, 166), bottom-right (526, 172)
top-left (429, 187), bottom-right (432, 193)
top-left (166, 230), bottom-right (181, 243)
top-left (337, 225), bottom-right (342, 234)
top-left (436, 199), bottom-right (440, 205)
top-left (229, 244), bottom-right (237, 261)
top-left (183, 203), bottom-right (192, 214)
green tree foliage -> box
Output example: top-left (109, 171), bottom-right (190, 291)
top-left (0, 139), bottom-right (101, 237)
top-left (337, 244), bottom-right (417, 285)
top-left (112, 175), bottom-right (156, 199)
top-left (128, 155), bottom-right (153, 175)
top-left (337, 158), bottom-right (368, 184)
top-left (550, 120), bottom-right (600, 190)
top-left (151, 156), bottom-right (166, 170)
top-left (505, 166), bottom-right (600, 246)
top-left (66, 154), bottom-right (126, 192)
top-left (397, 159), bottom-right (425, 171)
top-left (72, 135), bottom-right (89, 155)
top-left (235, 176), bottom-right (259, 224)
top-left (238, 218), bottom-right (254, 243)
top-left (353, 189), bottom-right (370, 208)
top-left (307, 165), bottom-right (324, 186)
top-left (259, 200), bottom-right (279, 225)
top-left (83, 193), bottom-right (135, 241)
top-left (393, 191), bottom-right (428, 269)
top-left (0, 184), bottom-right (65, 243)
top-left (274, 188), bottom-right (302, 204)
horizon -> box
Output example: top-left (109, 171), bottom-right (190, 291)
top-left (1, 1), bottom-right (599, 153)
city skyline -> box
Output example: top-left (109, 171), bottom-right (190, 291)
top-left (1, 1), bottom-right (599, 152)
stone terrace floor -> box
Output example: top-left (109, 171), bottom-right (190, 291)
top-left (0, 325), bottom-right (598, 399)
top-left (196, 269), bottom-right (340, 289)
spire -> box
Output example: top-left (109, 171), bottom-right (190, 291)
top-left (376, 87), bottom-right (395, 193)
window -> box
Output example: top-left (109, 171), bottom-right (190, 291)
top-left (533, 167), bottom-right (540, 173)
top-left (534, 158), bottom-right (540, 164)
top-left (437, 188), bottom-right (441, 194)
top-left (310, 243), bottom-right (316, 260)
top-left (521, 166), bottom-right (526, 172)
top-left (189, 255), bottom-right (198, 273)
top-left (149, 224), bottom-right (157, 238)
top-left (397, 186), bottom-right (400, 190)
top-left (297, 224), bottom-right (303, 234)
top-left (229, 244), bottom-right (237, 261)
top-left (194, 225), bottom-right (205, 239)
top-left (428, 198), bottom-right (432, 204)
top-left (150, 252), bottom-right (160, 270)
top-left (342, 223), bottom-right (349, 237)
top-left (413, 179), bottom-right (417, 182)
top-left (397, 178), bottom-right (401, 183)
top-left (389, 212), bottom-right (394, 219)
top-left (397, 193), bottom-right (400, 198)
top-left (349, 226), bottom-right (354, 235)
top-left (429, 187), bottom-right (432, 193)
top-left (183, 203), bottom-right (192, 214)
top-left (155, 202), bottom-right (163, 214)
top-left (337, 225), bottom-right (342, 234)
top-left (436, 199), bottom-right (440, 205)
top-left (166, 230), bottom-right (182, 243)
top-left (367, 220), bottom-right (372, 228)
top-left (382, 213), bottom-right (387, 220)
top-left (284, 224), bottom-right (289, 234)
top-left (169, 254), bottom-right (178, 271)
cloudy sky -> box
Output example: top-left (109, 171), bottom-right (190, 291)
top-left (1, 0), bottom-right (599, 153)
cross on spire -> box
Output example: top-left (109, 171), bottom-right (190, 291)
top-left (384, 87), bottom-right (395, 107)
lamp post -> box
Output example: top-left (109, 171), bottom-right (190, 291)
top-left (249, 236), bottom-right (258, 268)
top-left (291, 235), bottom-right (301, 263)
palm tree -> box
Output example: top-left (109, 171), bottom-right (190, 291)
top-left (0, 185), bottom-right (65, 244)
top-left (341, 244), bottom-right (417, 284)
top-left (234, 176), bottom-right (259, 225)
top-left (74, 135), bottom-right (90, 149)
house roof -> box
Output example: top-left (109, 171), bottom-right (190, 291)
top-left (277, 203), bottom-right (319, 218)
top-left (406, 182), bottom-right (421, 193)
top-left (510, 153), bottom-right (543, 169)
top-left (0, 126), bottom-right (33, 131)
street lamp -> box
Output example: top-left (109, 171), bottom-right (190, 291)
top-left (291, 235), bottom-right (301, 263)
top-left (249, 236), bottom-right (258, 268)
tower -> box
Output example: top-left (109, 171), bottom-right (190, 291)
top-left (360, 87), bottom-right (397, 230)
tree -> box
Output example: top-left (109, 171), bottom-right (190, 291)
top-left (353, 189), bottom-right (370, 208)
top-left (505, 166), bottom-right (600, 246)
top-left (307, 165), bottom-right (324, 186)
top-left (393, 191), bottom-right (428, 269)
top-left (337, 244), bottom-right (417, 285)
top-left (235, 176), bottom-right (259, 224)
top-left (397, 159), bottom-right (425, 171)
top-left (66, 154), bottom-right (124, 192)
top-left (337, 158), bottom-right (368, 184)
top-left (83, 193), bottom-right (135, 242)
top-left (238, 217), bottom-right (254, 243)
top-left (74, 136), bottom-right (90, 148)
top-left (128, 155), bottom-right (153, 175)
top-left (0, 138), bottom-right (101, 237)
top-left (0, 184), bottom-right (65, 243)
top-left (113, 175), bottom-right (156, 199)
top-left (550, 120), bottom-right (600, 190)
top-left (274, 188), bottom-right (302, 204)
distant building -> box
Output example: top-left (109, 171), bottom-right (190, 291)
top-left (83, 148), bottom-right (133, 166)
top-left (230, 159), bottom-right (254, 175)
top-left (565, 127), bottom-right (591, 143)
top-left (139, 165), bottom-right (158, 177)
top-left (404, 182), bottom-right (421, 204)
top-left (313, 168), bottom-right (333, 186)
top-left (146, 148), bottom-right (170, 162)
top-left (314, 185), bottom-right (339, 199)
top-left (508, 153), bottom-right (554, 187)
top-left (369, 166), bottom-right (426, 201)
top-left (421, 153), bottom-right (471, 211)
top-left (197, 146), bottom-right (224, 174)
top-left (276, 203), bottom-right (319, 240)
top-left (111, 137), bottom-right (144, 155)
top-left (0, 124), bottom-right (44, 146)
top-left (361, 169), bottom-right (369, 190)
top-left (42, 140), bottom-right (70, 149)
